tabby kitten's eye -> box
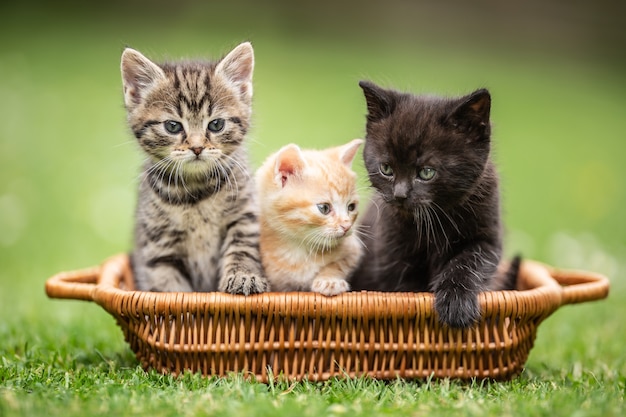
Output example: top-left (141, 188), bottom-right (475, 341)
top-left (379, 163), bottom-right (394, 177)
top-left (208, 118), bottom-right (225, 133)
top-left (347, 203), bottom-right (357, 212)
top-left (418, 167), bottom-right (436, 181)
top-left (317, 203), bottom-right (331, 215)
top-left (164, 120), bottom-right (183, 134)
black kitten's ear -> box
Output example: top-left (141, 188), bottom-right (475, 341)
top-left (450, 88), bottom-right (491, 131)
top-left (359, 81), bottom-right (395, 122)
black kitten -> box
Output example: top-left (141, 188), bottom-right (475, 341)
top-left (351, 81), bottom-right (517, 328)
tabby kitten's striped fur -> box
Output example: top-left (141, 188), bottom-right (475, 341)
top-left (256, 139), bottom-right (364, 296)
top-left (121, 42), bottom-right (268, 294)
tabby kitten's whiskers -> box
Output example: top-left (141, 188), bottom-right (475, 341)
top-left (122, 42), bottom-right (268, 294)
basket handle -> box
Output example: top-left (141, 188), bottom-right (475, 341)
top-left (549, 267), bottom-right (610, 306)
top-left (98, 253), bottom-right (135, 290)
top-left (45, 266), bottom-right (99, 302)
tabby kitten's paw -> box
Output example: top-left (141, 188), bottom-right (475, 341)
top-left (220, 271), bottom-right (269, 295)
top-left (434, 288), bottom-right (481, 329)
top-left (311, 277), bottom-right (350, 296)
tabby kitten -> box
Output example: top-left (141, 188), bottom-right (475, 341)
top-left (256, 139), bottom-right (364, 296)
top-left (350, 81), bottom-right (517, 328)
top-left (121, 42), bottom-right (268, 294)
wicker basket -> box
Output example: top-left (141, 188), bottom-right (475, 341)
top-left (45, 254), bottom-right (609, 381)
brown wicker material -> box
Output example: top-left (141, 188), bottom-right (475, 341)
top-left (45, 254), bottom-right (609, 381)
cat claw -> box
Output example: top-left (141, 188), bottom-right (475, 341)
top-left (220, 272), bottom-right (269, 296)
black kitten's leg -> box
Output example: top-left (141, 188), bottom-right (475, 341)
top-left (430, 244), bottom-right (500, 328)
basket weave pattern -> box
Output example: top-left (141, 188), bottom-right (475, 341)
top-left (46, 254), bottom-right (609, 381)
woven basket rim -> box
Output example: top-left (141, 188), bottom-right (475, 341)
top-left (47, 253), bottom-right (610, 319)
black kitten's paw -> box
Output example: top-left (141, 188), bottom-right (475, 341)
top-left (434, 288), bottom-right (481, 329)
top-left (220, 271), bottom-right (270, 295)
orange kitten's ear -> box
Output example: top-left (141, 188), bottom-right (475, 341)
top-left (215, 42), bottom-right (254, 104)
top-left (338, 139), bottom-right (364, 167)
top-left (274, 144), bottom-right (306, 187)
top-left (121, 48), bottom-right (165, 109)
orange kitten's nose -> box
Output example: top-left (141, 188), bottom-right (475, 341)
top-left (340, 223), bottom-right (352, 234)
top-left (191, 147), bottom-right (203, 156)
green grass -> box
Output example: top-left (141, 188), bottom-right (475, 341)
top-left (1, 313), bottom-right (625, 417)
top-left (1, 2), bottom-right (625, 416)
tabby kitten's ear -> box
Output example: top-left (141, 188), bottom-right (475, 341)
top-left (337, 139), bottom-right (364, 167)
top-left (274, 144), bottom-right (306, 188)
top-left (120, 48), bottom-right (166, 109)
top-left (449, 89), bottom-right (491, 136)
top-left (359, 81), bottom-right (396, 122)
top-left (215, 42), bottom-right (254, 104)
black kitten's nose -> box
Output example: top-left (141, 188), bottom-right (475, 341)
top-left (191, 147), bottom-right (203, 156)
top-left (393, 181), bottom-right (409, 200)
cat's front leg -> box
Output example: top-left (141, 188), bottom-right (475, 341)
top-left (430, 245), bottom-right (499, 328)
top-left (131, 253), bottom-right (194, 292)
top-left (219, 247), bottom-right (269, 295)
top-left (217, 213), bottom-right (269, 295)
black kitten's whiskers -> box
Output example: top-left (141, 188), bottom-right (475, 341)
top-left (351, 81), bottom-right (517, 328)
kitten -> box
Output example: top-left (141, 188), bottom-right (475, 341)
top-left (256, 139), bottom-right (364, 296)
top-left (350, 81), bottom-right (518, 328)
top-left (121, 42), bottom-right (268, 294)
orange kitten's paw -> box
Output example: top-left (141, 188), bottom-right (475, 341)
top-left (311, 277), bottom-right (350, 296)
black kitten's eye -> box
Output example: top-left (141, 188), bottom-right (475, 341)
top-left (347, 202), bottom-right (357, 212)
top-left (418, 167), bottom-right (436, 181)
top-left (207, 118), bottom-right (225, 133)
top-left (164, 120), bottom-right (183, 134)
top-left (379, 163), bottom-right (394, 177)
top-left (317, 203), bottom-right (331, 215)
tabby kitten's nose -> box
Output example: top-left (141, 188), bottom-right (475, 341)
top-left (191, 147), bottom-right (203, 156)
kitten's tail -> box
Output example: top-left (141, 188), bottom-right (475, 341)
top-left (496, 254), bottom-right (522, 291)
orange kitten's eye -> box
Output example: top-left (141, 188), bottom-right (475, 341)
top-left (347, 203), bottom-right (357, 212)
top-left (317, 203), bottom-right (331, 215)
top-left (208, 118), bottom-right (225, 133)
top-left (164, 120), bottom-right (183, 134)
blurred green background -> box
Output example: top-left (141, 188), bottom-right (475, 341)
top-left (0, 0), bottom-right (624, 326)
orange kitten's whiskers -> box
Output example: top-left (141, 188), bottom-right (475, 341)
top-left (350, 231), bottom-right (368, 252)
top-left (257, 139), bottom-right (364, 295)
top-left (353, 226), bottom-right (374, 241)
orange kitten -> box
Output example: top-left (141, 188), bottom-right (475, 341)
top-left (256, 139), bottom-right (364, 296)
